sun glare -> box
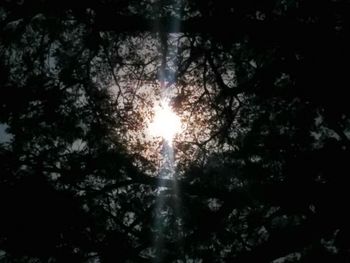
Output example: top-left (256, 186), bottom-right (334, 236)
top-left (148, 99), bottom-right (182, 143)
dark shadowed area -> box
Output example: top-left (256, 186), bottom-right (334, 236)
top-left (1, 0), bottom-right (350, 262)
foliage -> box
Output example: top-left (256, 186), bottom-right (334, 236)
top-left (1, 0), bottom-right (350, 262)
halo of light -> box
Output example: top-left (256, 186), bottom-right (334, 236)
top-left (148, 99), bottom-right (182, 143)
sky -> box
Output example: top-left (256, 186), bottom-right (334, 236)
top-left (0, 123), bottom-right (12, 144)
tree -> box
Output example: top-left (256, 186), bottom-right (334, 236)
top-left (1, 0), bottom-right (350, 262)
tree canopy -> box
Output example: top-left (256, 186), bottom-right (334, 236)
top-left (1, 0), bottom-right (350, 262)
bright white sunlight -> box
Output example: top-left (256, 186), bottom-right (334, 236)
top-left (148, 99), bottom-right (182, 143)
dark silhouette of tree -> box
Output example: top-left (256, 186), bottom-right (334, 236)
top-left (1, 0), bottom-right (350, 262)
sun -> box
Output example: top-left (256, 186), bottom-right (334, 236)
top-left (148, 99), bottom-right (182, 143)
